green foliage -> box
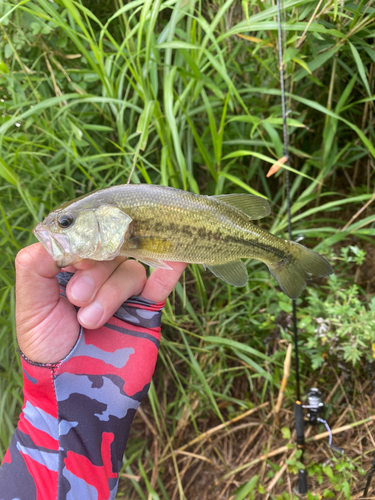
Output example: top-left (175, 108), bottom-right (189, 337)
top-left (281, 426), bottom-right (291, 440)
top-left (232, 475), bottom-right (259, 500)
top-left (297, 246), bottom-right (375, 368)
top-left (272, 449), bottom-right (366, 499)
top-left (286, 449), bottom-right (305, 474)
top-left (306, 454), bottom-right (366, 499)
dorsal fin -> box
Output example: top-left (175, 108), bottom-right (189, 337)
top-left (210, 194), bottom-right (270, 220)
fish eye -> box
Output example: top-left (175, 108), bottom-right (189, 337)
top-left (57, 213), bottom-right (74, 229)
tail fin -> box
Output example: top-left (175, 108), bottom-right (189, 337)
top-left (268, 241), bottom-right (333, 299)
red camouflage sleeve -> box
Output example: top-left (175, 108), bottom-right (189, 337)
top-left (0, 271), bottom-right (164, 500)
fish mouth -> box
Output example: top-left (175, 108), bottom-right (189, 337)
top-left (33, 224), bottom-right (73, 266)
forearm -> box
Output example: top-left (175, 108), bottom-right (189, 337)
top-left (0, 273), bottom-right (164, 500)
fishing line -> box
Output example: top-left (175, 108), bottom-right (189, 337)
top-left (276, 0), bottom-right (306, 493)
top-left (275, 2), bottom-right (302, 402)
top-left (276, 0), bottom-right (301, 418)
top-left (317, 418), bottom-right (332, 447)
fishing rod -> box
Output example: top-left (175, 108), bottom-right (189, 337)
top-left (275, 0), bottom-right (343, 494)
top-left (276, 3), bottom-right (375, 497)
top-left (273, 3), bottom-right (375, 498)
top-left (275, 0), bottom-right (307, 493)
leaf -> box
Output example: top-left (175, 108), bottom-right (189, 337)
top-left (233, 350), bottom-right (273, 381)
top-left (222, 152), bottom-right (314, 181)
top-left (138, 460), bottom-right (160, 500)
top-left (233, 475), bottom-right (259, 500)
top-left (349, 42), bottom-right (372, 98)
top-left (237, 33), bottom-right (272, 46)
top-left (183, 107), bottom-right (217, 181)
top-left (342, 481), bottom-right (350, 498)
top-left (265, 117), bottom-right (306, 128)
top-left (281, 426), bottom-right (291, 439)
top-left (174, 281), bottom-right (201, 329)
top-left (0, 158), bottom-right (19, 186)
top-left (0, 94), bottom-right (80, 136)
top-left (0, 61), bottom-right (9, 74)
top-left (204, 337), bottom-right (279, 364)
top-left (289, 93), bottom-right (375, 158)
top-left (323, 465), bottom-right (334, 479)
top-left (262, 121), bottom-right (283, 158)
top-left (335, 73), bottom-right (357, 113)
top-left (283, 47), bottom-right (299, 64)
top-left (293, 56), bottom-right (311, 74)
top-left (294, 46), bottom-right (340, 82)
top-left (164, 67), bottom-right (187, 187)
top-left (4, 44), bottom-right (12, 59)
top-left (219, 172), bottom-right (268, 198)
top-left (137, 100), bottom-right (156, 151)
top-left (180, 331), bottom-right (224, 423)
top-left (82, 124), bottom-right (114, 131)
top-left (323, 489), bottom-right (335, 498)
top-left (0, 0), bottom-right (29, 25)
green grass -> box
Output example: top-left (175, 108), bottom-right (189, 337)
top-left (1, 0), bottom-right (375, 497)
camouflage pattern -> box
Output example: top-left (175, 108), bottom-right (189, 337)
top-left (0, 272), bottom-right (164, 499)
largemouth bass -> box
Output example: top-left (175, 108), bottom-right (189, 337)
top-left (33, 184), bottom-right (333, 299)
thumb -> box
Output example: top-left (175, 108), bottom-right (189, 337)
top-left (15, 243), bottom-right (62, 335)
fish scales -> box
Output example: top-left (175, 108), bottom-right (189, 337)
top-left (91, 185), bottom-right (285, 265)
top-left (33, 184), bottom-right (334, 298)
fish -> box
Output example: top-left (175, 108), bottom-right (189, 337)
top-left (33, 184), bottom-right (333, 299)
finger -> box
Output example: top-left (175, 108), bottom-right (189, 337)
top-left (61, 266), bottom-right (77, 273)
top-left (140, 261), bottom-right (187, 303)
top-left (61, 260), bottom-right (97, 273)
top-left (77, 260), bottom-right (147, 329)
top-left (70, 260), bottom-right (97, 270)
top-left (66, 256), bottom-right (127, 307)
top-left (16, 244), bottom-right (61, 325)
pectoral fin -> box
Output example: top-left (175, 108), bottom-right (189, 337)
top-left (135, 257), bottom-right (172, 270)
top-left (211, 194), bottom-right (270, 220)
top-left (207, 260), bottom-right (248, 287)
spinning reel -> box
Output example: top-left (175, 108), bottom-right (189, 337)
top-left (300, 388), bottom-right (343, 450)
top-left (294, 388), bottom-right (344, 495)
top-left (302, 388), bottom-right (325, 425)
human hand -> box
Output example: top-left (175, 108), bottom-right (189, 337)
top-left (15, 243), bottom-right (187, 364)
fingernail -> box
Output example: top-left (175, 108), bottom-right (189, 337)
top-left (70, 275), bottom-right (95, 302)
top-left (78, 302), bottom-right (104, 328)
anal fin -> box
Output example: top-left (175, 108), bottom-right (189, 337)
top-left (207, 260), bottom-right (248, 287)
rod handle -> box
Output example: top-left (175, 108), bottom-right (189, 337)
top-left (298, 469), bottom-right (308, 494)
top-left (295, 401), bottom-right (305, 446)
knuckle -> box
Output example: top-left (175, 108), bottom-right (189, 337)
top-left (15, 246), bottom-right (37, 270)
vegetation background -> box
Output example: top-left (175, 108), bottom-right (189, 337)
top-left (0, 0), bottom-right (375, 498)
